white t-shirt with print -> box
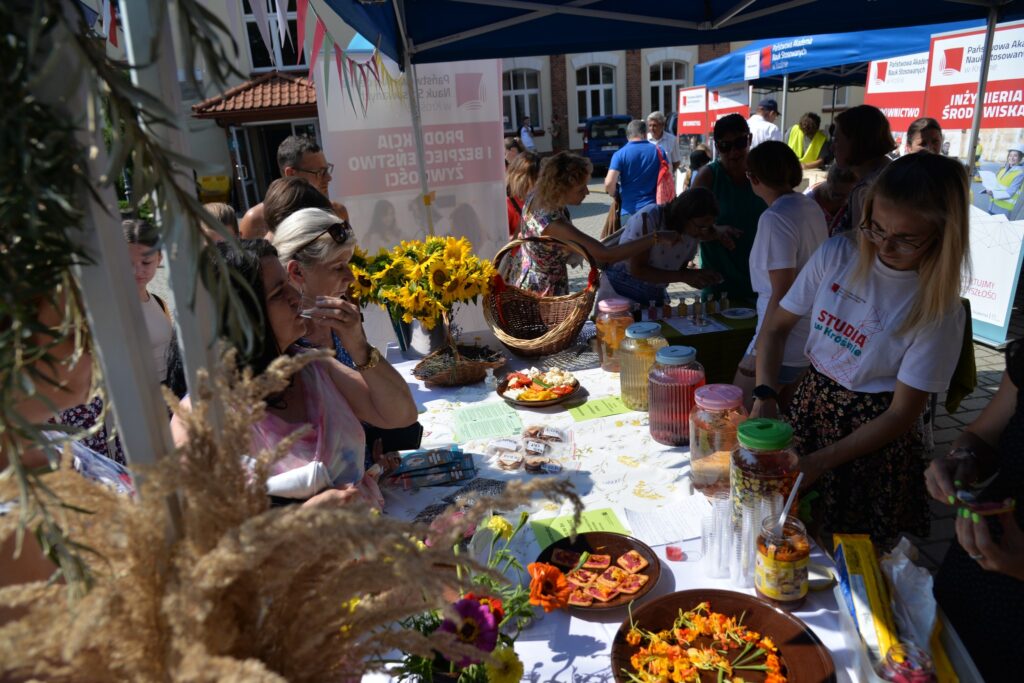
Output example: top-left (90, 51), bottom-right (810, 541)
top-left (746, 193), bottom-right (828, 366)
top-left (780, 235), bottom-right (965, 394)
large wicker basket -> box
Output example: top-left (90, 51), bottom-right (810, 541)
top-left (484, 236), bottom-right (598, 357)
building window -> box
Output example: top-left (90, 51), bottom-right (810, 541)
top-left (243, 0), bottom-right (306, 72)
top-left (502, 69), bottom-right (542, 133)
top-left (576, 64), bottom-right (615, 124)
top-left (650, 60), bottom-right (687, 114)
top-left (823, 86), bottom-right (849, 110)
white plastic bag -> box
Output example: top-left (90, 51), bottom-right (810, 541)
top-left (880, 537), bottom-right (936, 653)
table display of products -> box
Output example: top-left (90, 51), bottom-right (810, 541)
top-left (647, 345), bottom-right (705, 446)
top-left (618, 322), bottom-right (667, 411)
top-left (689, 383), bottom-right (747, 496)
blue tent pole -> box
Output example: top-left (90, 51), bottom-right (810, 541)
top-left (966, 4), bottom-right (999, 183)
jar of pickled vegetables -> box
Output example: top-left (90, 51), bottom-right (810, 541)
top-left (755, 515), bottom-right (810, 608)
top-left (689, 384), bottom-right (747, 497)
top-left (648, 346), bottom-right (705, 446)
top-left (731, 419), bottom-right (799, 524)
top-left (595, 297), bottom-right (633, 372)
top-left (618, 322), bottom-right (667, 411)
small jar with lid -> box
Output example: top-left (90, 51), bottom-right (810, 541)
top-left (595, 297), bottom-right (634, 372)
top-left (731, 419), bottom-right (799, 523)
top-left (877, 642), bottom-right (937, 683)
top-left (648, 346), bottom-right (705, 446)
top-left (618, 322), bottom-right (667, 411)
top-left (754, 515), bottom-right (810, 609)
top-left (689, 384), bottom-right (747, 497)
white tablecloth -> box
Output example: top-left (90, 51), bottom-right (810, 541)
top-left (374, 344), bottom-right (859, 682)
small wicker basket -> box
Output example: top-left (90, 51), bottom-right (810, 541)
top-left (412, 344), bottom-right (506, 387)
top-left (484, 236), bottom-right (598, 357)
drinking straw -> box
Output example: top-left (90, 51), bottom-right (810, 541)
top-left (773, 472), bottom-right (804, 535)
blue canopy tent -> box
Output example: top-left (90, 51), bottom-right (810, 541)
top-left (693, 20), bottom-right (980, 90)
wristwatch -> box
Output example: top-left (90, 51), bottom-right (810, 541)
top-left (752, 384), bottom-right (779, 402)
top-left (354, 346), bottom-right (382, 371)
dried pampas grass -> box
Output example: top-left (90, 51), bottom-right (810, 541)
top-left (0, 350), bottom-right (581, 681)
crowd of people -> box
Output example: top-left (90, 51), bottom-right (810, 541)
top-left (8, 103), bottom-right (1023, 678)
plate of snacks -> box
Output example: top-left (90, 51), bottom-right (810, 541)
top-left (610, 589), bottom-right (836, 682)
top-left (497, 367), bottom-right (582, 407)
top-left (535, 532), bottom-right (660, 611)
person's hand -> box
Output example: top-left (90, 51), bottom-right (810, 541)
top-left (956, 505), bottom-right (1024, 580)
top-left (798, 455), bottom-right (827, 491)
top-left (750, 397), bottom-right (778, 419)
top-left (302, 484), bottom-right (364, 508)
top-left (682, 268), bottom-right (724, 289)
top-left (924, 447), bottom-right (981, 505)
top-left (715, 225), bottom-right (743, 250)
top-left (309, 295), bottom-right (366, 345)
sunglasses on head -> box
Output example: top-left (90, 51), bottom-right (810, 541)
top-left (297, 221), bottom-right (354, 253)
top-left (715, 136), bottom-right (749, 153)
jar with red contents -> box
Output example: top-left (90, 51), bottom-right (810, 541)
top-left (648, 346), bottom-right (705, 446)
top-left (595, 297), bottom-right (633, 372)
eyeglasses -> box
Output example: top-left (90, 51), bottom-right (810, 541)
top-left (296, 221), bottom-right (354, 254)
top-left (859, 222), bottom-right (935, 255)
top-left (715, 136), bottom-right (749, 153)
top-left (295, 162), bottom-right (334, 179)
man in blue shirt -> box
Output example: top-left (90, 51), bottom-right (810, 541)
top-left (604, 119), bottom-right (660, 221)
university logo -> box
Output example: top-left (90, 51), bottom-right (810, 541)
top-left (874, 61), bottom-right (888, 85)
top-left (940, 47), bottom-right (964, 76)
top-left (455, 73), bottom-right (484, 110)
top-left (760, 45), bottom-right (772, 72)
top-left (830, 282), bottom-right (866, 305)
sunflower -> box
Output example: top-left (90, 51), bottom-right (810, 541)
top-left (426, 256), bottom-right (450, 292)
top-left (485, 645), bottom-right (524, 683)
top-left (443, 236), bottom-right (472, 263)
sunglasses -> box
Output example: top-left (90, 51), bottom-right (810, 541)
top-left (296, 221), bottom-right (354, 254)
top-left (715, 136), bottom-right (749, 153)
top-left (295, 163), bottom-right (335, 179)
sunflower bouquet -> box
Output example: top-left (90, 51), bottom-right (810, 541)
top-left (349, 235), bottom-right (497, 332)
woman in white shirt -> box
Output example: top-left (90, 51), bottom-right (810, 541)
top-left (752, 152), bottom-right (970, 549)
top-left (735, 141), bottom-right (827, 408)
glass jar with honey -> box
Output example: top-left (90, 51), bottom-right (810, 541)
top-left (618, 322), bottom-right (667, 411)
top-left (595, 297), bottom-right (634, 372)
top-left (754, 515), bottom-right (810, 608)
top-left (689, 384), bottom-right (747, 497)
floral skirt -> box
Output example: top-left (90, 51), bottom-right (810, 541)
top-left (54, 396), bottom-right (126, 465)
top-left (785, 367), bottom-right (929, 550)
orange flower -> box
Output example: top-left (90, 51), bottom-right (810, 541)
top-left (526, 562), bottom-right (571, 612)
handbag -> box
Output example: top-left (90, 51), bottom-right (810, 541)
top-left (601, 193), bottom-right (622, 240)
top-left (655, 145), bottom-right (674, 204)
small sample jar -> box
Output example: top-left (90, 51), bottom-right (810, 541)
top-left (618, 322), bottom-right (667, 411)
top-left (731, 419), bottom-right (799, 523)
top-left (755, 515), bottom-right (811, 608)
top-left (595, 297), bottom-right (634, 373)
top-left (877, 642), bottom-right (937, 683)
top-left (648, 346), bottom-right (705, 446)
top-left (689, 384), bottom-right (747, 497)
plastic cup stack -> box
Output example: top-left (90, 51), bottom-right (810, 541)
top-left (702, 492), bottom-right (732, 578)
top-left (730, 493), bottom-right (783, 587)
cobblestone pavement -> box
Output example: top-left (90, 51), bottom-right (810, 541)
top-left (153, 180), bottom-right (1011, 570)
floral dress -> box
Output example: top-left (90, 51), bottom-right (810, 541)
top-left (510, 194), bottom-right (576, 296)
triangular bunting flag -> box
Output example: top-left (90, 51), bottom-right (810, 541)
top-left (296, 0), bottom-right (309, 64)
top-left (307, 18), bottom-right (326, 82)
top-left (250, 0), bottom-right (274, 67)
top-left (275, 0), bottom-right (290, 48)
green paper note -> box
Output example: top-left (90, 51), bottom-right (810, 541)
top-left (530, 507), bottom-right (631, 550)
top-left (453, 402), bottom-right (523, 442)
top-left (568, 395), bottom-right (630, 421)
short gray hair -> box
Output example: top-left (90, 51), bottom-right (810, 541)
top-left (626, 119), bottom-right (647, 139)
top-left (272, 207), bottom-right (356, 266)
top-left (647, 111), bottom-right (666, 124)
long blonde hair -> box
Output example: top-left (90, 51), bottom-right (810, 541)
top-left (530, 152), bottom-right (592, 213)
top-left (855, 153), bottom-right (970, 335)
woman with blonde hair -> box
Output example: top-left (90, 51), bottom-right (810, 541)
top-left (510, 152), bottom-right (677, 296)
top-left (751, 153), bottom-right (970, 549)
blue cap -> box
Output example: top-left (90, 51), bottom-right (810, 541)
top-left (758, 98), bottom-right (779, 112)
top-left (656, 345), bottom-right (697, 365)
top-left (625, 322), bottom-right (663, 339)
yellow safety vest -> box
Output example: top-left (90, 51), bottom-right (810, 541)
top-left (787, 126), bottom-right (826, 165)
top-left (993, 166), bottom-right (1023, 212)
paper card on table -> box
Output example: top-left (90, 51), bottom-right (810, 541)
top-left (567, 395), bottom-right (630, 421)
top-left (529, 507), bottom-right (631, 550)
top-left (453, 402), bottom-right (523, 442)
top-left (662, 316), bottom-right (730, 336)
top-left (624, 496), bottom-right (711, 546)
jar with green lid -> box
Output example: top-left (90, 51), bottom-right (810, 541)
top-left (618, 322), bottom-right (667, 411)
top-left (731, 418), bottom-right (799, 523)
